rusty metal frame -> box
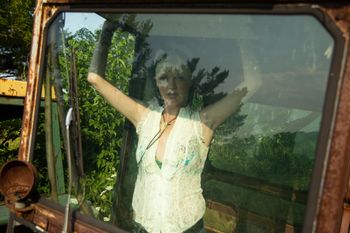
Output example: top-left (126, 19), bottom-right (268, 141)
top-left (18, 1), bottom-right (350, 233)
top-left (313, 6), bottom-right (350, 233)
top-left (19, 1), bottom-right (59, 162)
top-left (10, 197), bottom-right (126, 233)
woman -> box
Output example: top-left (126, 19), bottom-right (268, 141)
top-left (88, 20), bottom-right (253, 233)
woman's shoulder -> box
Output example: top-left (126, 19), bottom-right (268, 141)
top-left (135, 99), bottom-right (162, 133)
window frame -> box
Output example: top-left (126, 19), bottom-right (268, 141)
top-left (19, 2), bottom-right (348, 233)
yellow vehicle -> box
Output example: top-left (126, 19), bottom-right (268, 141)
top-left (1, 1), bottom-right (350, 233)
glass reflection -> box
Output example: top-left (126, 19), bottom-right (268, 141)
top-left (44, 12), bottom-right (334, 233)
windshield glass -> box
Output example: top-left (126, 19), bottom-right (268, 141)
top-left (40, 11), bottom-right (334, 232)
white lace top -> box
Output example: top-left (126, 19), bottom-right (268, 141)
top-left (132, 103), bottom-right (209, 233)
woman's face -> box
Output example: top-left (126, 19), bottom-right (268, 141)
top-left (156, 67), bottom-right (192, 109)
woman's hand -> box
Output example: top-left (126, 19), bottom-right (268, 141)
top-left (88, 20), bottom-right (116, 78)
top-left (233, 87), bottom-right (248, 100)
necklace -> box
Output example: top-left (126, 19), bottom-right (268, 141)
top-left (137, 112), bottom-right (178, 167)
top-left (160, 113), bottom-right (177, 131)
top-left (147, 113), bottom-right (177, 150)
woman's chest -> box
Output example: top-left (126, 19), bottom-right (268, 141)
top-left (156, 125), bottom-right (174, 161)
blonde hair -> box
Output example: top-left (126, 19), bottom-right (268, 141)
top-left (154, 49), bottom-right (192, 80)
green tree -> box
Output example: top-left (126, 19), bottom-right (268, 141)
top-left (0, 0), bottom-right (35, 77)
top-left (0, 118), bottom-right (21, 163)
top-left (56, 25), bottom-right (136, 220)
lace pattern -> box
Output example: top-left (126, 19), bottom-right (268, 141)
top-left (132, 104), bottom-right (209, 233)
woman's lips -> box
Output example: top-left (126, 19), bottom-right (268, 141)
top-left (167, 91), bottom-right (178, 99)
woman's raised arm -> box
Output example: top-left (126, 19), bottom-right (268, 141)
top-left (199, 87), bottom-right (246, 146)
top-left (87, 20), bottom-right (147, 127)
top-left (199, 70), bottom-right (262, 146)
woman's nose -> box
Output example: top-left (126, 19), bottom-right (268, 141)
top-left (168, 77), bottom-right (177, 89)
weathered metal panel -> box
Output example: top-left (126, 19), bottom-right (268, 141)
top-left (309, 6), bottom-right (350, 233)
top-left (18, 0), bottom-right (60, 161)
top-left (0, 97), bottom-right (25, 106)
top-left (0, 80), bottom-right (27, 98)
top-left (30, 198), bottom-right (127, 233)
